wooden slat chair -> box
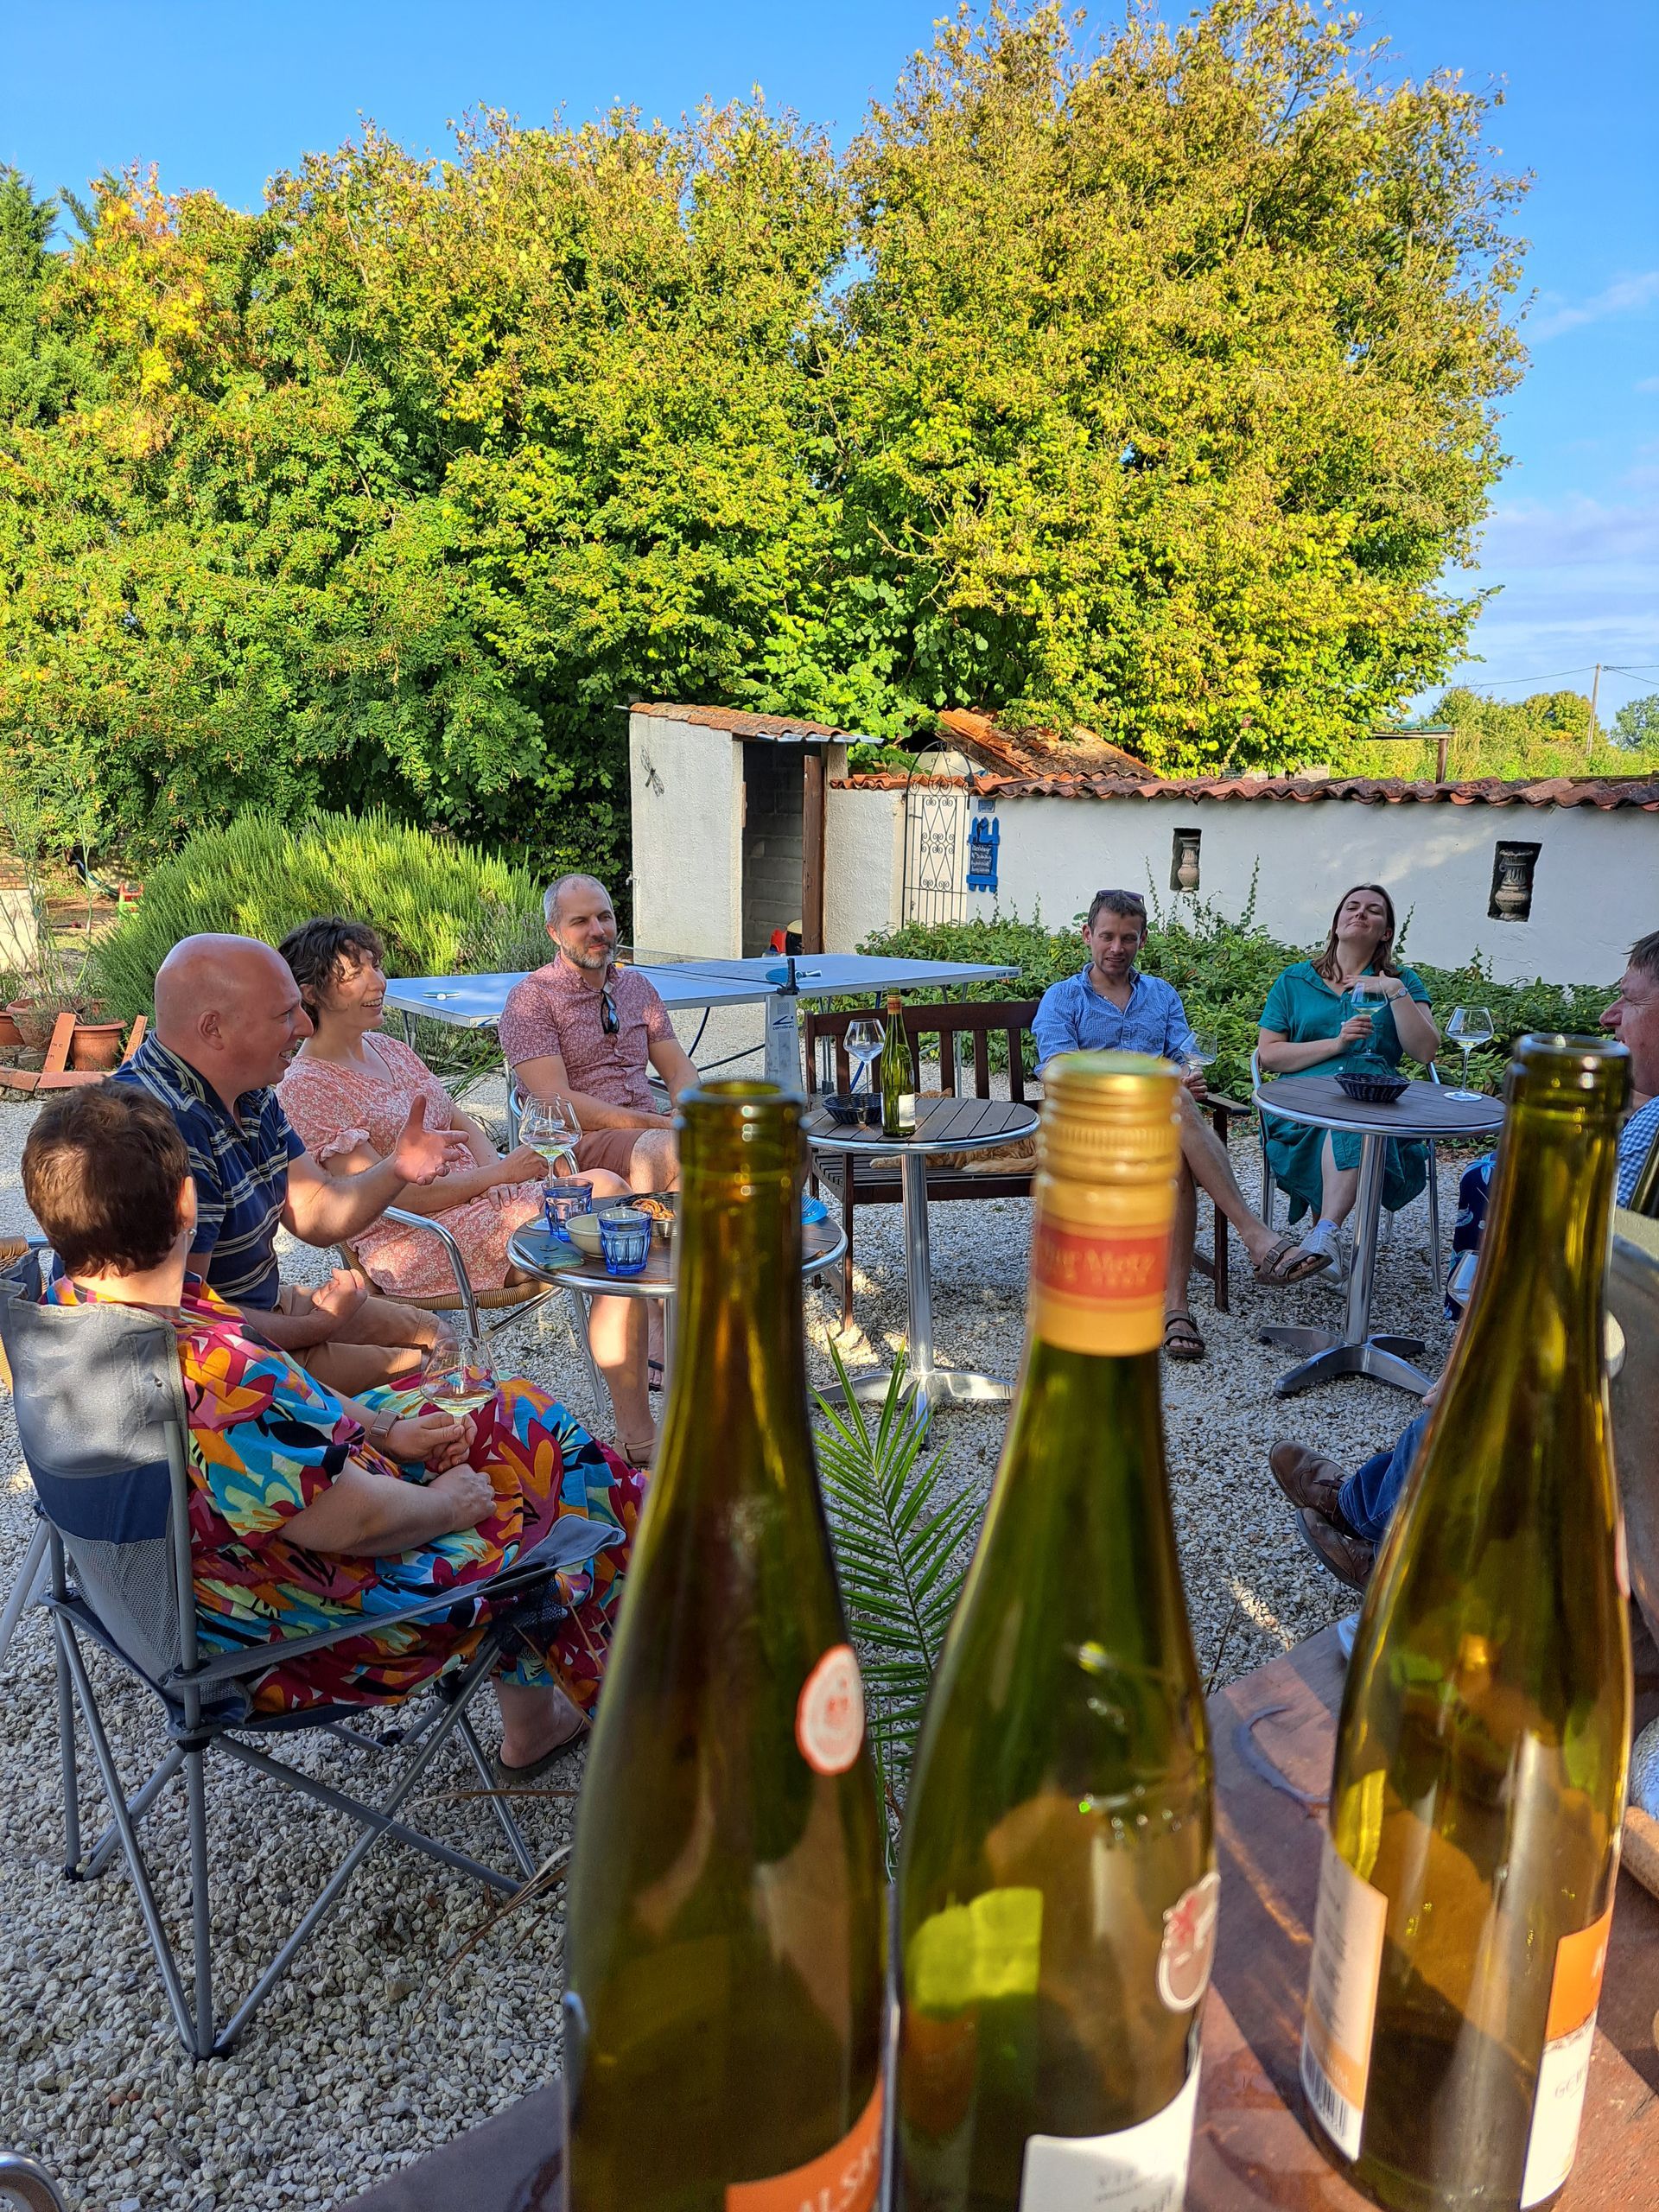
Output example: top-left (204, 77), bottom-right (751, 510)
top-left (802, 998), bottom-right (1249, 1334)
top-left (0, 1013), bottom-right (148, 1096)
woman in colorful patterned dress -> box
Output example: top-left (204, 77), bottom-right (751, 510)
top-left (21, 1084), bottom-right (644, 1780)
top-left (276, 916), bottom-right (656, 1465)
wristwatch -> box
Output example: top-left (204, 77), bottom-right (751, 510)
top-left (363, 1406), bottom-right (401, 1454)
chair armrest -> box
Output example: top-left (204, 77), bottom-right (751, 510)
top-left (172, 1521), bottom-right (624, 1688)
top-left (1204, 1094), bottom-right (1252, 1119)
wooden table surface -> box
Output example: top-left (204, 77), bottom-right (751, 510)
top-left (1255, 1071), bottom-right (1505, 1142)
top-left (341, 1626), bottom-right (1659, 2212)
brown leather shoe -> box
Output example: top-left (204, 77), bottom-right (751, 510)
top-left (1269, 1439), bottom-right (1352, 1522)
top-left (1296, 1507), bottom-right (1376, 1590)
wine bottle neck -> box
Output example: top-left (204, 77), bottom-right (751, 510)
top-left (666, 1170), bottom-right (812, 1468)
top-left (1460, 1102), bottom-right (1620, 1363)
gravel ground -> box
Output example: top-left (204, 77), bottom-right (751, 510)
top-left (0, 1074), bottom-right (1459, 2209)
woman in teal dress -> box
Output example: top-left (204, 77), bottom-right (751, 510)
top-left (1257, 883), bottom-right (1441, 1279)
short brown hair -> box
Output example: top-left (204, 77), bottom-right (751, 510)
top-left (277, 917), bottom-right (386, 1018)
top-left (1630, 930), bottom-right (1659, 982)
top-left (22, 1086), bottom-right (191, 1277)
top-left (1086, 889), bottom-right (1148, 933)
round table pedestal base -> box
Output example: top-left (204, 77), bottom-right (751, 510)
top-left (1258, 1321), bottom-right (1432, 1399)
top-left (819, 1363), bottom-right (1018, 1417)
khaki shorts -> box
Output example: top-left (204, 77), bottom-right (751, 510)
top-left (575, 1128), bottom-right (646, 1179)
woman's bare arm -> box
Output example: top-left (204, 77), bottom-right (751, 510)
top-left (1256, 1023), bottom-right (1375, 1075)
top-left (283, 1459), bottom-right (496, 1556)
top-left (318, 1137), bottom-right (535, 1217)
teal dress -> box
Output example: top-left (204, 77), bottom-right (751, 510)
top-left (1259, 961), bottom-right (1433, 1223)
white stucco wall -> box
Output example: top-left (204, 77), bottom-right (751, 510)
top-left (825, 785), bottom-right (906, 950)
top-left (629, 713), bottom-right (743, 958)
top-left (967, 792), bottom-right (1653, 984)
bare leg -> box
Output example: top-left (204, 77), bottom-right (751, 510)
top-left (588, 1294), bottom-right (652, 1458)
top-left (1319, 1135), bottom-right (1361, 1228)
top-left (627, 1128), bottom-right (680, 1194)
top-left (1167, 1160), bottom-right (1198, 1318)
top-left (1175, 1092), bottom-right (1281, 1266)
top-left (493, 1679), bottom-right (586, 1769)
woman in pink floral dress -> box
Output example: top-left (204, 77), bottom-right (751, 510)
top-left (277, 918), bottom-right (656, 1463)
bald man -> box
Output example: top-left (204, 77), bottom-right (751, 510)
top-left (112, 934), bottom-right (455, 1391)
top-left (499, 874), bottom-right (695, 1195)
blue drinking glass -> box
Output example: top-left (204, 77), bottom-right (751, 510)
top-left (598, 1207), bottom-right (652, 1278)
top-left (544, 1179), bottom-right (594, 1242)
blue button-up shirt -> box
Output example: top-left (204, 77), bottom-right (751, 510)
top-left (112, 1033), bottom-right (304, 1310)
top-left (1033, 965), bottom-right (1197, 1073)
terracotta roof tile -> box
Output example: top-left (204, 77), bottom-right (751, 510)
top-left (631, 702), bottom-right (844, 741)
top-left (951, 771), bottom-right (1659, 810)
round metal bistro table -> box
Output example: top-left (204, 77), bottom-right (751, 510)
top-left (806, 1095), bottom-right (1039, 1415)
top-left (505, 1213), bottom-right (849, 1391)
top-left (1251, 1072), bottom-right (1504, 1399)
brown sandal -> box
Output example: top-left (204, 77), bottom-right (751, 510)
top-left (1162, 1311), bottom-right (1205, 1362)
top-left (1254, 1233), bottom-right (1335, 1287)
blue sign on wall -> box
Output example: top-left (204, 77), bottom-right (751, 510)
top-left (966, 813), bottom-right (1000, 894)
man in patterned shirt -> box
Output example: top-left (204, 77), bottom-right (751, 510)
top-left (499, 875), bottom-right (699, 1193)
top-left (115, 935), bottom-right (454, 1391)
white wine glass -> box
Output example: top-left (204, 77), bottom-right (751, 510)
top-left (1445, 1006), bottom-right (1494, 1101)
top-left (844, 1018), bottom-right (885, 1098)
top-left (429, 1331), bottom-right (498, 1423)
top-left (1183, 1028), bottom-right (1217, 1084)
top-left (520, 1095), bottom-right (581, 1176)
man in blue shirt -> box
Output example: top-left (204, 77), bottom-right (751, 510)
top-left (1033, 890), bottom-right (1327, 1359)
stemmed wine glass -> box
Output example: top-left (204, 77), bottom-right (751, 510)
top-left (429, 1331), bottom-right (498, 1423)
top-left (1445, 1007), bottom-right (1494, 1100)
top-left (1342, 974), bottom-right (1388, 1029)
top-left (519, 1095), bottom-right (581, 1176)
top-left (845, 1018), bottom-right (885, 1098)
top-left (1183, 1028), bottom-right (1217, 1084)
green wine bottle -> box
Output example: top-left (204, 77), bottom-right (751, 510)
top-left (563, 1081), bottom-right (887, 2212)
top-left (881, 991), bottom-right (918, 1139)
top-left (896, 1052), bottom-right (1217, 2211)
top-left (1302, 1034), bottom-right (1633, 2212)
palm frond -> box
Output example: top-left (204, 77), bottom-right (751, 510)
top-left (814, 1344), bottom-right (982, 1868)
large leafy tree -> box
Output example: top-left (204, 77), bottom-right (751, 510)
top-left (0, 1), bottom-right (1529, 860)
top-left (835, 1), bottom-right (1527, 770)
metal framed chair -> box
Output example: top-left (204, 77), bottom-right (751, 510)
top-left (0, 1255), bottom-right (620, 2057)
top-left (0, 2152), bottom-right (68, 2210)
top-left (334, 1204), bottom-right (607, 1427)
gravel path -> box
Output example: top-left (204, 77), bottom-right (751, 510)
top-left (0, 1085), bottom-right (1459, 2209)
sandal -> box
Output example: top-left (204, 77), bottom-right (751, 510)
top-left (1253, 1233), bottom-right (1336, 1287)
top-left (488, 1713), bottom-right (590, 1789)
top-left (617, 1433), bottom-right (656, 1470)
top-left (1162, 1311), bottom-right (1205, 1362)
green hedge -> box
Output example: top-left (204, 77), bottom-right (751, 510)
top-left (89, 810), bottom-right (544, 1073)
top-left (860, 904), bottom-right (1613, 1105)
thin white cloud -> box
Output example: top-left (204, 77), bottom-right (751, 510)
top-left (1637, 376), bottom-right (1659, 394)
top-left (1529, 270), bottom-right (1659, 342)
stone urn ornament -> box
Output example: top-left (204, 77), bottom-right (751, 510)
top-left (1491, 849), bottom-right (1534, 920)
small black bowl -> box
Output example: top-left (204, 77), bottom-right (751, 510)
top-left (821, 1093), bottom-right (881, 1127)
top-left (1336, 1070), bottom-right (1409, 1105)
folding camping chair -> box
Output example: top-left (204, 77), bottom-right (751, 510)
top-left (0, 1255), bottom-right (620, 2057)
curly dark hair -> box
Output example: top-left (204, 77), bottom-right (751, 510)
top-left (277, 917), bottom-right (387, 1018)
top-left (23, 1085), bottom-right (192, 1277)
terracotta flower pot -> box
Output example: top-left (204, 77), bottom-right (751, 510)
top-left (69, 1019), bottom-right (127, 1071)
top-left (8, 998), bottom-right (56, 1051)
top-left (0, 1007), bottom-right (21, 1049)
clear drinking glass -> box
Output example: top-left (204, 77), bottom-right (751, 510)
top-left (428, 1332), bottom-right (498, 1421)
top-left (520, 1095), bottom-right (582, 1176)
top-left (844, 1018), bottom-right (885, 1099)
top-left (1183, 1028), bottom-right (1217, 1082)
top-left (1446, 1006), bottom-right (1495, 1100)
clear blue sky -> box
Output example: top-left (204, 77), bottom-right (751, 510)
top-left (3, 0), bottom-right (1655, 721)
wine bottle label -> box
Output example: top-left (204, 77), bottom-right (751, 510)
top-left (1519, 1903), bottom-right (1613, 2208)
top-left (1019, 2063), bottom-right (1200, 2212)
top-left (1029, 1217), bottom-right (1169, 1355)
top-left (1300, 1833), bottom-right (1388, 2160)
top-left (1156, 1869), bottom-right (1220, 2012)
top-left (726, 2080), bottom-right (883, 2212)
top-left (796, 1643), bottom-right (865, 1775)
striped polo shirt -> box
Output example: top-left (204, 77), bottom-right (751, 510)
top-left (112, 1033), bottom-right (304, 1310)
